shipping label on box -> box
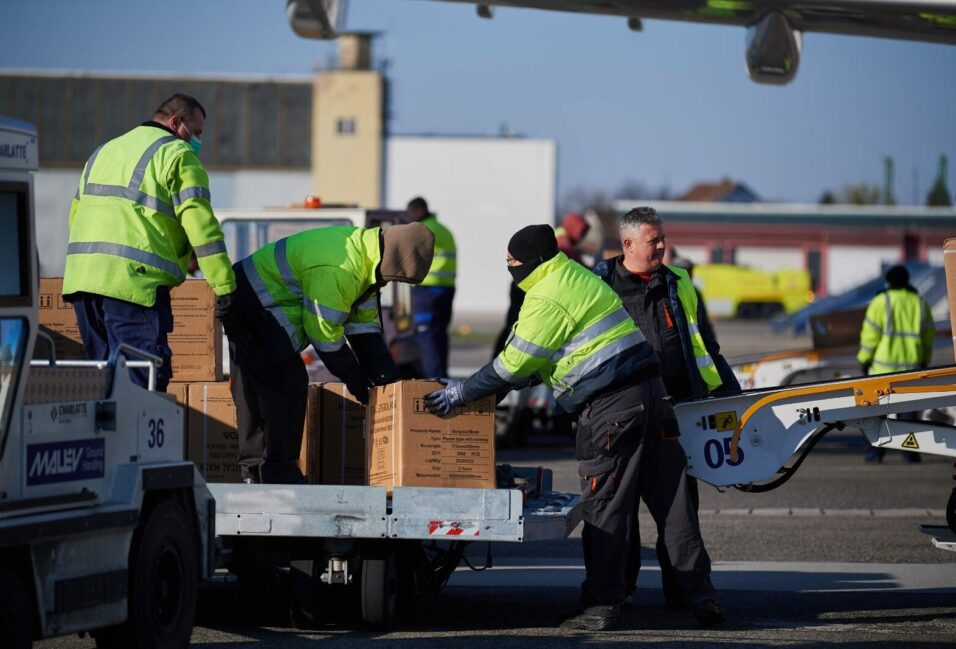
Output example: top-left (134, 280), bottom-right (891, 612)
top-left (367, 380), bottom-right (495, 492)
top-left (187, 382), bottom-right (241, 483)
top-left (945, 238), bottom-right (956, 362)
top-left (37, 277), bottom-right (223, 382)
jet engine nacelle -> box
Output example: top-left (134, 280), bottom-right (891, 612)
top-left (286, 0), bottom-right (349, 39)
top-left (746, 12), bottom-right (802, 85)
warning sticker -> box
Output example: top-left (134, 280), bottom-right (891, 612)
top-left (716, 411), bottom-right (738, 432)
top-left (901, 433), bottom-right (920, 450)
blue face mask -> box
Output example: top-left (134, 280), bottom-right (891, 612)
top-left (181, 122), bottom-right (202, 155)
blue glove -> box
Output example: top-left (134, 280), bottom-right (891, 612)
top-left (424, 379), bottom-right (465, 416)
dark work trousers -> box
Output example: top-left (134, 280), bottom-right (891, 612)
top-left (71, 289), bottom-right (173, 391)
top-left (227, 266), bottom-right (308, 484)
top-left (576, 375), bottom-right (716, 608)
top-left (412, 285), bottom-right (455, 378)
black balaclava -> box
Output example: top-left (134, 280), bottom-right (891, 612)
top-left (507, 224), bottom-right (559, 286)
top-left (885, 264), bottom-right (910, 290)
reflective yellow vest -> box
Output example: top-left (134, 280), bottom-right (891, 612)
top-left (242, 226), bottom-right (383, 353)
top-left (669, 266), bottom-right (723, 392)
top-left (494, 253), bottom-right (648, 409)
top-left (419, 215), bottom-right (456, 288)
top-left (857, 288), bottom-right (935, 374)
top-left (64, 124), bottom-right (235, 306)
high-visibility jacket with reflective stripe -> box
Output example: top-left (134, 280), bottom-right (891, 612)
top-left (420, 215), bottom-right (456, 287)
top-left (494, 252), bottom-right (655, 412)
top-left (242, 226), bottom-right (383, 353)
top-left (857, 288), bottom-right (935, 374)
top-left (670, 266), bottom-right (723, 392)
top-left (64, 124), bottom-right (236, 306)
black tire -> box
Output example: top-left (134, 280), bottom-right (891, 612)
top-left (947, 487), bottom-right (956, 535)
top-left (94, 500), bottom-right (198, 649)
top-left (0, 566), bottom-right (33, 649)
top-left (361, 555), bottom-right (397, 628)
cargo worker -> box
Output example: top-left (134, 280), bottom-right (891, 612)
top-left (424, 225), bottom-right (717, 631)
top-left (595, 206), bottom-right (733, 620)
top-left (858, 264), bottom-right (935, 463)
top-left (63, 94), bottom-right (237, 391)
top-left (224, 223), bottom-right (434, 484)
top-left (406, 197), bottom-right (456, 378)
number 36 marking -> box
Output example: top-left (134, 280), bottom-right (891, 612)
top-left (703, 437), bottom-right (744, 469)
top-left (147, 418), bottom-right (165, 449)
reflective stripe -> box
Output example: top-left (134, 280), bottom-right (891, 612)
top-left (509, 334), bottom-right (553, 359)
top-left (554, 309), bottom-right (631, 361)
top-left (864, 317), bottom-right (881, 331)
top-left (434, 251), bottom-right (457, 259)
top-left (493, 356), bottom-right (521, 382)
top-left (82, 144), bottom-right (104, 193)
top-left (242, 257), bottom-right (302, 349)
top-left (859, 344), bottom-right (875, 352)
top-left (553, 331), bottom-right (646, 397)
top-left (171, 185), bottom-right (212, 206)
top-left (307, 299), bottom-right (349, 325)
top-left (275, 239), bottom-right (303, 299)
top-left (885, 331), bottom-right (923, 340)
top-left (345, 322), bottom-right (383, 335)
top-left (129, 136), bottom-right (177, 189)
top-left (687, 322), bottom-right (701, 336)
top-left (193, 241), bottom-right (226, 258)
top-left (428, 271), bottom-right (456, 279)
top-left (356, 296), bottom-right (379, 311)
top-left (884, 293), bottom-right (894, 337)
top-left (67, 241), bottom-right (185, 280)
top-left (872, 359), bottom-right (918, 369)
top-left (83, 183), bottom-right (175, 217)
top-left (312, 337), bottom-right (345, 353)
top-left (697, 353), bottom-right (716, 370)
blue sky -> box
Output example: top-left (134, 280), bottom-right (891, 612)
top-left (2, 0), bottom-right (955, 203)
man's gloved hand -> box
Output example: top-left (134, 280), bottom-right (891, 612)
top-left (343, 374), bottom-right (370, 406)
top-left (215, 292), bottom-right (244, 339)
top-left (424, 379), bottom-right (465, 416)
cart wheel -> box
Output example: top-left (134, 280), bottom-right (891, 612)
top-left (0, 566), bottom-right (33, 649)
top-left (361, 555), bottom-right (397, 628)
top-left (94, 500), bottom-right (198, 649)
top-left (947, 487), bottom-right (956, 534)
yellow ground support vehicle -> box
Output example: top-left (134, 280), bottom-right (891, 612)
top-left (693, 263), bottom-right (813, 319)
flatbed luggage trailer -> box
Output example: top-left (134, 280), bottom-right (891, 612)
top-left (209, 481), bottom-right (579, 627)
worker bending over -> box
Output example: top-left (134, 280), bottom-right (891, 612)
top-left (595, 206), bottom-right (731, 625)
top-left (426, 225), bottom-right (673, 631)
top-left (223, 224), bottom-right (434, 484)
top-left (64, 93), bottom-right (236, 391)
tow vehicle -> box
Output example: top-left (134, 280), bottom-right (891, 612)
top-left (0, 119), bottom-right (216, 647)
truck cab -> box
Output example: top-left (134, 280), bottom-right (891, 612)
top-left (0, 117), bottom-right (214, 648)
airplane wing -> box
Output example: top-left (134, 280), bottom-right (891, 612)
top-left (435, 0), bottom-right (956, 46)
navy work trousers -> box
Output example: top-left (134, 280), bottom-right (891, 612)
top-left (412, 285), bottom-right (455, 378)
top-left (71, 289), bottom-right (173, 391)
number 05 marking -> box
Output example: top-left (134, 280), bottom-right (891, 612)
top-left (703, 437), bottom-right (744, 469)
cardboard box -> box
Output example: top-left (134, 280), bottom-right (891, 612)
top-left (298, 383), bottom-right (366, 485)
top-left (166, 382), bottom-right (190, 459)
top-left (945, 238), bottom-right (956, 361)
top-left (37, 278), bottom-right (223, 382)
top-left (367, 380), bottom-right (495, 492)
top-left (186, 382), bottom-right (241, 483)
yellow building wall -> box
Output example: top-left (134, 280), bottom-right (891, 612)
top-left (312, 70), bottom-right (383, 208)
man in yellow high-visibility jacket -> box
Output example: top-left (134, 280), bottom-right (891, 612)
top-left (425, 225), bottom-right (718, 631)
top-left (858, 264), bottom-right (935, 463)
top-left (407, 197), bottom-right (456, 377)
top-left (225, 223), bottom-right (434, 484)
top-left (63, 93), bottom-right (236, 391)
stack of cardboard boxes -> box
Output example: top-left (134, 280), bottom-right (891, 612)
top-left (38, 279), bottom-right (496, 490)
